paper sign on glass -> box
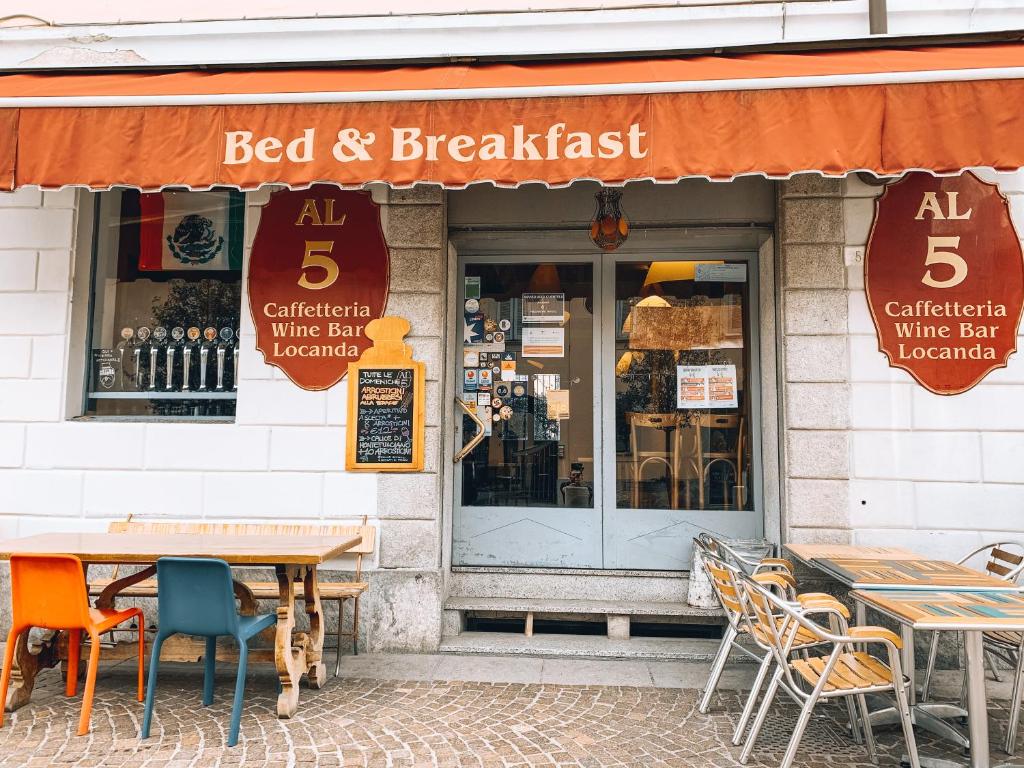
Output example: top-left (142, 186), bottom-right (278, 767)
top-left (708, 364), bottom-right (739, 408)
top-left (522, 327), bottom-right (564, 357)
top-left (677, 365), bottom-right (709, 408)
top-left (522, 293), bottom-right (565, 323)
top-left (695, 263), bottom-right (747, 283)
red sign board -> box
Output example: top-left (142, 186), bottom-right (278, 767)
top-left (866, 172), bottom-right (1024, 395)
top-left (248, 187), bottom-right (390, 390)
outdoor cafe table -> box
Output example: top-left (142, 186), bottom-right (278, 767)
top-left (853, 589), bottom-right (1024, 768)
top-left (0, 531), bottom-right (361, 719)
top-left (784, 545), bottom-right (1020, 763)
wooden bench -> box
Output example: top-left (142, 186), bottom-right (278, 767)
top-left (87, 518), bottom-right (376, 676)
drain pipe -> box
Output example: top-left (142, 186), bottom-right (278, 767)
top-left (869, 0), bottom-right (888, 35)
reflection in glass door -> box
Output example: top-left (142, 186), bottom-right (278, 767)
top-left (452, 259), bottom-right (602, 567)
top-left (453, 251), bottom-right (762, 570)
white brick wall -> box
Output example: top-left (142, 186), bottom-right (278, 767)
top-left (843, 170), bottom-right (1024, 560)
top-left (0, 188), bottom-right (396, 563)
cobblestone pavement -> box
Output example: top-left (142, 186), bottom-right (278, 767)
top-left (2, 658), bottom-right (1024, 768)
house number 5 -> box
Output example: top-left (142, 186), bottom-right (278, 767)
top-left (297, 240), bottom-right (340, 290)
top-left (921, 236), bottom-right (967, 289)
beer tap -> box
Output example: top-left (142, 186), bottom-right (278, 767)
top-left (215, 327), bottom-right (233, 392)
top-left (134, 327), bottom-right (151, 391)
top-left (116, 327), bottom-right (134, 391)
top-left (182, 327), bottom-right (201, 392)
top-left (199, 327), bottom-right (217, 392)
top-left (166, 327), bottom-right (184, 390)
top-left (149, 327), bottom-right (166, 392)
top-left (232, 328), bottom-right (240, 390)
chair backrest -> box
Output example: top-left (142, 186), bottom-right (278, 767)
top-left (980, 543), bottom-right (1024, 582)
top-left (695, 543), bottom-right (746, 632)
top-left (155, 557), bottom-right (240, 637)
top-left (10, 553), bottom-right (91, 630)
top-left (696, 532), bottom-right (766, 573)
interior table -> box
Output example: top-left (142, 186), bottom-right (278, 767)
top-left (853, 589), bottom-right (1024, 768)
top-left (0, 531), bottom-right (361, 719)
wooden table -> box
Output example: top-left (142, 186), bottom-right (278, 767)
top-left (0, 532), bottom-right (361, 719)
top-left (854, 589), bottom-right (1024, 768)
top-left (793, 549), bottom-right (1021, 763)
top-left (784, 543), bottom-right (921, 566)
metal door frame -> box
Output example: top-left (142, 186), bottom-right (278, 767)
top-left (451, 248), bottom-right (605, 568)
top-left (450, 228), bottom-right (770, 570)
top-left (599, 249), bottom-right (764, 569)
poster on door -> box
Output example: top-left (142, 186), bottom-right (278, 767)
top-left (676, 364), bottom-right (738, 409)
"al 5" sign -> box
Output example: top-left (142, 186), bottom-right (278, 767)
top-left (865, 171), bottom-right (1024, 395)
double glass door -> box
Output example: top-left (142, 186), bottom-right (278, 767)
top-left (452, 250), bottom-right (762, 570)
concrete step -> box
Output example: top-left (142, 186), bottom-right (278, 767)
top-left (447, 570), bottom-right (689, 603)
top-left (444, 595), bottom-right (722, 621)
top-left (439, 632), bottom-right (729, 661)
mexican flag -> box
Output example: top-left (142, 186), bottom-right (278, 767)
top-left (137, 190), bottom-right (244, 271)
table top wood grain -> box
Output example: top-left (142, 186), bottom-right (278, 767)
top-left (784, 544), bottom-right (921, 565)
top-left (853, 589), bottom-right (1024, 631)
top-left (0, 532), bottom-right (362, 566)
top-left (813, 556), bottom-right (1016, 591)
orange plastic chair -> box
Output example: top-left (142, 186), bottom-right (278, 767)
top-left (0, 553), bottom-right (145, 735)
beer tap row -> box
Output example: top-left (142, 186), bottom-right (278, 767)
top-left (96, 325), bottom-right (240, 394)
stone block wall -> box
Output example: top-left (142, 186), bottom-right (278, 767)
top-left (779, 172), bottom-right (1024, 559)
top-left (0, 184), bottom-right (448, 652)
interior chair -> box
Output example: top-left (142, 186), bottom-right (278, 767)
top-left (697, 413), bottom-right (746, 509)
top-left (0, 553), bottom-right (145, 736)
top-left (628, 412), bottom-right (701, 509)
top-left (141, 557), bottom-right (276, 747)
top-left (736, 572), bottom-right (921, 768)
top-left (919, 542), bottom-right (1024, 753)
top-left (699, 547), bottom-right (847, 750)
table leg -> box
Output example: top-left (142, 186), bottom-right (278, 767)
top-left (274, 564), bottom-right (302, 718)
top-left (3, 629), bottom-right (58, 713)
top-left (964, 630), bottom-right (990, 768)
top-left (902, 624), bottom-right (917, 706)
top-left (302, 566), bottom-right (327, 689)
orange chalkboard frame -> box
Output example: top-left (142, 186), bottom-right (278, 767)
top-left (345, 317), bottom-right (426, 472)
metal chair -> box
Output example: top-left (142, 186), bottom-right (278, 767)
top-left (919, 542), bottom-right (1024, 753)
top-left (694, 533), bottom-right (802, 714)
top-left (141, 557), bottom-right (277, 747)
top-left (0, 553), bottom-right (145, 736)
top-left (736, 572), bottom-right (921, 768)
top-left (921, 544), bottom-right (1024, 700)
top-left (699, 548), bottom-right (845, 749)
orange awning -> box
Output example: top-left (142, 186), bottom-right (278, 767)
top-left (4, 42), bottom-right (1024, 190)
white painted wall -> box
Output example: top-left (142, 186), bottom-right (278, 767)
top-left (845, 171), bottom-right (1024, 560)
top-left (0, 188), bottom-right (378, 570)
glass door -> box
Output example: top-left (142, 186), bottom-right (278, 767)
top-left (452, 257), bottom-right (603, 567)
top-left (601, 255), bottom-right (762, 569)
top-left (452, 249), bottom-right (763, 570)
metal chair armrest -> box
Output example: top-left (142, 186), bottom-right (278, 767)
top-left (797, 594), bottom-right (851, 621)
top-left (756, 557), bottom-right (794, 575)
top-left (753, 571), bottom-right (796, 599)
top-left (847, 625), bottom-right (903, 652)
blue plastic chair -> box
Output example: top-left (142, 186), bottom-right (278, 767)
top-left (140, 557), bottom-right (276, 747)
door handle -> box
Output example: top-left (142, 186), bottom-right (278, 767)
top-left (454, 397), bottom-right (486, 463)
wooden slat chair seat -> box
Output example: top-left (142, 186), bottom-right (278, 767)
top-left (790, 652), bottom-right (894, 693)
top-left (88, 518), bottom-right (376, 677)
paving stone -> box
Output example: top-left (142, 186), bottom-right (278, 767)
top-left (0, 660), bottom-right (1020, 767)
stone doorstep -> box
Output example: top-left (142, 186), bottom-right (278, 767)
top-left (443, 596), bottom-right (725, 640)
top-left (438, 631), bottom-right (735, 662)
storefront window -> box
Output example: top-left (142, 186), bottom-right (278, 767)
top-left (84, 189), bottom-right (245, 419)
top-left (614, 260), bottom-right (753, 511)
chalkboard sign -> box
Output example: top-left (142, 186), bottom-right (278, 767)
top-left (354, 368), bottom-right (415, 464)
top-left (346, 318), bottom-right (425, 472)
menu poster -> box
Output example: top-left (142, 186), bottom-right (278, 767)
top-left (353, 368), bottom-right (415, 465)
top-left (345, 316), bottom-right (426, 472)
top-left (522, 326), bottom-right (564, 357)
top-left (676, 364), bottom-right (739, 409)
top-left (708, 364), bottom-right (739, 408)
top-left (676, 365), bottom-right (709, 408)
top-left (522, 293), bottom-right (565, 323)
top-left (546, 389), bottom-right (570, 419)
